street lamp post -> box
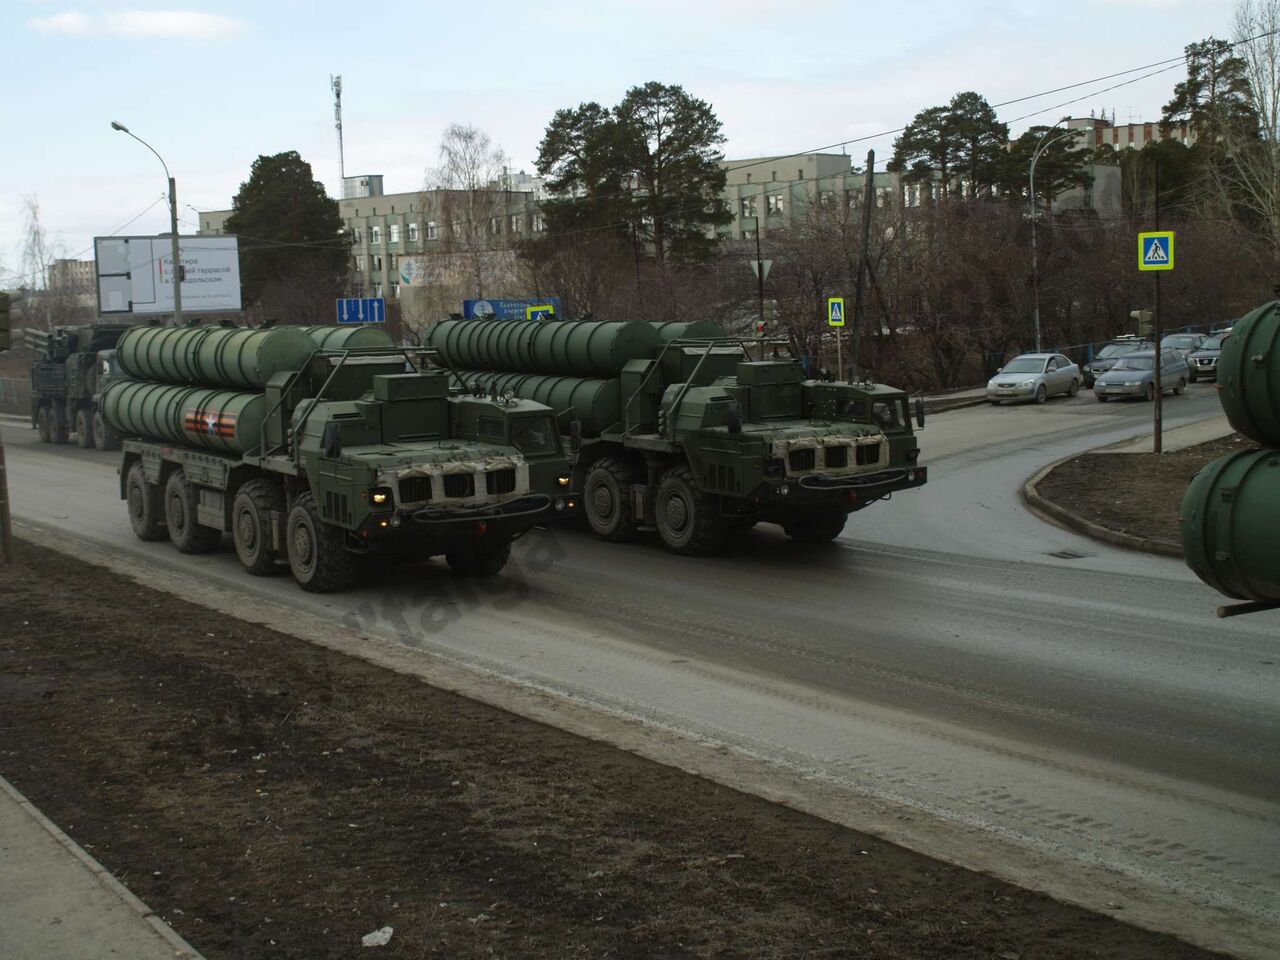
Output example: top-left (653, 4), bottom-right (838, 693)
top-left (111, 121), bottom-right (182, 325)
top-left (1029, 118), bottom-right (1073, 354)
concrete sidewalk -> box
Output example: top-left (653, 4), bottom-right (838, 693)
top-left (1097, 413), bottom-right (1234, 454)
top-left (0, 775), bottom-right (202, 960)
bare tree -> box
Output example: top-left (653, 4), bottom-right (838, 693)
top-left (422, 124), bottom-right (512, 299)
top-left (18, 196), bottom-right (84, 331)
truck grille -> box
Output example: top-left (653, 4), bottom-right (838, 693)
top-left (855, 442), bottom-right (882, 466)
top-left (399, 476), bottom-right (432, 503)
top-left (824, 446), bottom-right (848, 469)
top-left (485, 469), bottom-right (516, 495)
top-left (443, 474), bottom-right (475, 498)
top-left (789, 448), bottom-right (816, 472)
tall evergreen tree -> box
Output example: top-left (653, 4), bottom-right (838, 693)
top-left (1002, 126), bottom-right (1094, 212)
top-left (889, 92), bottom-right (1007, 198)
top-left (1162, 37), bottom-right (1258, 146)
top-left (224, 151), bottom-right (348, 313)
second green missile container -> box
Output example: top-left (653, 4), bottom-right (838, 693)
top-left (652, 320), bottom-right (725, 341)
top-left (116, 325), bottom-right (316, 390)
top-left (1180, 447), bottom-right (1280, 603)
top-left (452, 369), bottom-right (621, 435)
top-left (1217, 301), bottom-right (1280, 447)
top-left (300, 325), bottom-right (395, 350)
top-left (428, 319), bottom-right (660, 378)
top-left (101, 379), bottom-right (265, 455)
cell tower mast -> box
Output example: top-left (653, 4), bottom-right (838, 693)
top-left (330, 74), bottom-right (345, 192)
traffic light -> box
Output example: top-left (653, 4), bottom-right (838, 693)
top-left (762, 298), bottom-right (779, 328)
top-left (0, 293), bottom-right (10, 352)
top-left (1129, 308), bottom-right (1154, 337)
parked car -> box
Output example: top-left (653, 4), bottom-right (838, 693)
top-left (1187, 330), bottom-right (1231, 382)
top-left (1161, 333), bottom-right (1208, 363)
top-left (986, 353), bottom-right (1081, 405)
top-left (1093, 349), bottom-right (1188, 401)
top-left (1083, 337), bottom-right (1151, 387)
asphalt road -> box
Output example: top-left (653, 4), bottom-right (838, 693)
top-left (3, 384), bottom-right (1277, 958)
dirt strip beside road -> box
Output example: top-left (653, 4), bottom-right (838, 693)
top-left (0, 542), bottom-right (1227, 959)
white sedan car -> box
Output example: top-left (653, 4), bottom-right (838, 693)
top-left (986, 353), bottom-right (1082, 405)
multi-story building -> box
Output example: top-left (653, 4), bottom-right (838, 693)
top-left (1068, 114), bottom-right (1197, 151)
top-left (198, 173), bottom-right (546, 302)
top-left (46, 258), bottom-right (95, 292)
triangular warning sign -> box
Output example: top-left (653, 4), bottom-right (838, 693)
top-left (1144, 239), bottom-right (1168, 263)
top-left (830, 302), bottom-right (843, 320)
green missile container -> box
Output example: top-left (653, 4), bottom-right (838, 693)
top-left (453, 369), bottom-right (621, 435)
top-left (1216, 301), bottom-right (1280, 447)
top-left (1180, 447), bottom-right (1280, 603)
top-left (427, 319), bottom-right (660, 378)
top-left (101, 379), bottom-right (265, 455)
top-left (300, 325), bottom-right (395, 350)
top-left (116, 325), bottom-right (316, 390)
top-left (652, 320), bottom-right (725, 341)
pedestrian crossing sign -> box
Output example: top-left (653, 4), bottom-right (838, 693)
top-left (1138, 231), bottom-right (1174, 272)
top-left (827, 297), bottom-right (846, 327)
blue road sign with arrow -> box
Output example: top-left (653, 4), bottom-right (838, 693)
top-left (336, 297), bottom-right (386, 324)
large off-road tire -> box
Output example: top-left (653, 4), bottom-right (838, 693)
top-left (92, 410), bottom-right (119, 451)
top-left (446, 541), bottom-right (512, 578)
top-left (125, 462), bottom-right (166, 542)
top-left (1034, 384), bottom-right (1048, 405)
top-left (50, 406), bottom-right (70, 444)
top-left (75, 409), bottom-right (94, 448)
top-left (232, 479), bottom-right (285, 576)
top-left (653, 465), bottom-right (726, 556)
top-left (583, 456), bottom-right (636, 542)
top-left (164, 470), bottom-right (221, 554)
top-left (286, 493), bottom-right (356, 593)
top-left (36, 407), bottom-right (52, 444)
top-left (783, 505), bottom-right (848, 544)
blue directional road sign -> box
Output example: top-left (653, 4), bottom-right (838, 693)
top-left (336, 297), bottom-right (386, 324)
top-left (1137, 231), bottom-right (1175, 272)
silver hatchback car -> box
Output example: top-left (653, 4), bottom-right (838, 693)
top-left (987, 353), bottom-right (1082, 404)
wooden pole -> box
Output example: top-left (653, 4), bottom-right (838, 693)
top-left (852, 149), bottom-right (876, 378)
top-left (0, 432), bottom-right (13, 563)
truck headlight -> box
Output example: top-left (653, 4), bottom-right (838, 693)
top-left (370, 487), bottom-right (392, 505)
top-left (558, 475), bottom-right (571, 487)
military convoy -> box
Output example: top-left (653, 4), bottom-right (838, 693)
top-left (1180, 301), bottom-right (1280, 612)
top-left (425, 317), bottom-right (928, 555)
top-left (101, 323), bottom-right (575, 592)
top-left (28, 321), bottom-right (135, 449)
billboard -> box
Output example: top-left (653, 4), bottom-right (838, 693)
top-left (463, 297), bottom-right (563, 320)
top-left (95, 235), bottom-right (241, 315)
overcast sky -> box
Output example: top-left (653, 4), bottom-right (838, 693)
top-left (1, 0), bottom-right (1241, 286)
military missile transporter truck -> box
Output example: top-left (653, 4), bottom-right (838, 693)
top-left (1180, 301), bottom-right (1280, 615)
top-left (426, 317), bottom-right (927, 556)
top-left (29, 321), bottom-right (135, 449)
top-left (101, 323), bottom-right (575, 592)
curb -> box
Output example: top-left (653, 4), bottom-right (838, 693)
top-left (1021, 459), bottom-right (1183, 558)
top-left (0, 774), bottom-right (205, 959)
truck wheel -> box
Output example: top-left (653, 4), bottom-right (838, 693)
top-left (446, 541), bottom-right (512, 578)
top-left (783, 506), bottom-right (848, 544)
top-left (286, 493), bottom-right (356, 593)
top-left (51, 407), bottom-right (70, 444)
top-left (654, 465), bottom-right (726, 556)
top-left (584, 457), bottom-right (636, 542)
top-left (36, 408), bottom-right (52, 443)
top-left (232, 479), bottom-right (285, 575)
top-left (126, 462), bottom-right (166, 542)
top-left (92, 411), bottom-right (119, 451)
top-left (165, 470), bottom-right (221, 554)
top-left (75, 409), bottom-right (94, 448)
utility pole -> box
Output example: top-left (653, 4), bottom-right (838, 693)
top-left (1153, 156), bottom-right (1163, 454)
top-left (851, 149), bottom-right (876, 378)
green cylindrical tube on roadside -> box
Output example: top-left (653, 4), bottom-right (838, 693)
top-left (101, 379), bottom-right (265, 455)
top-left (426, 319), bottom-right (659, 378)
top-left (1180, 447), bottom-right (1280, 603)
top-left (116, 325), bottom-right (315, 390)
top-left (1216, 301), bottom-right (1280, 447)
top-left (451, 369), bottom-right (621, 436)
top-left (299, 325), bottom-right (395, 350)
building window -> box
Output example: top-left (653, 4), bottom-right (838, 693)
top-left (370, 225), bottom-right (381, 245)
top-left (771, 170), bottom-right (777, 180)
top-left (510, 214), bottom-right (523, 233)
top-left (767, 195), bottom-right (784, 215)
top-left (389, 254), bottom-right (398, 271)
top-left (391, 282), bottom-right (400, 299)
top-left (354, 255), bottom-right (364, 271)
top-left (798, 168), bottom-right (804, 181)
top-left (372, 254), bottom-right (383, 272)
top-left (408, 223), bottom-right (419, 242)
top-left (488, 216), bottom-right (500, 234)
top-left (450, 220), bottom-right (461, 237)
top-left (742, 229), bottom-right (755, 240)
top-left (389, 223), bottom-right (400, 244)
top-left (746, 172), bottom-right (752, 183)
top-left (533, 215), bottom-right (546, 232)
top-left (741, 197), bottom-right (757, 218)
top-left (373, 283), bottom-right (383, 298)
top-left (427, 221), bottom-right (439, 240)
top-left (352, 227), bottom-right (363, 244)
